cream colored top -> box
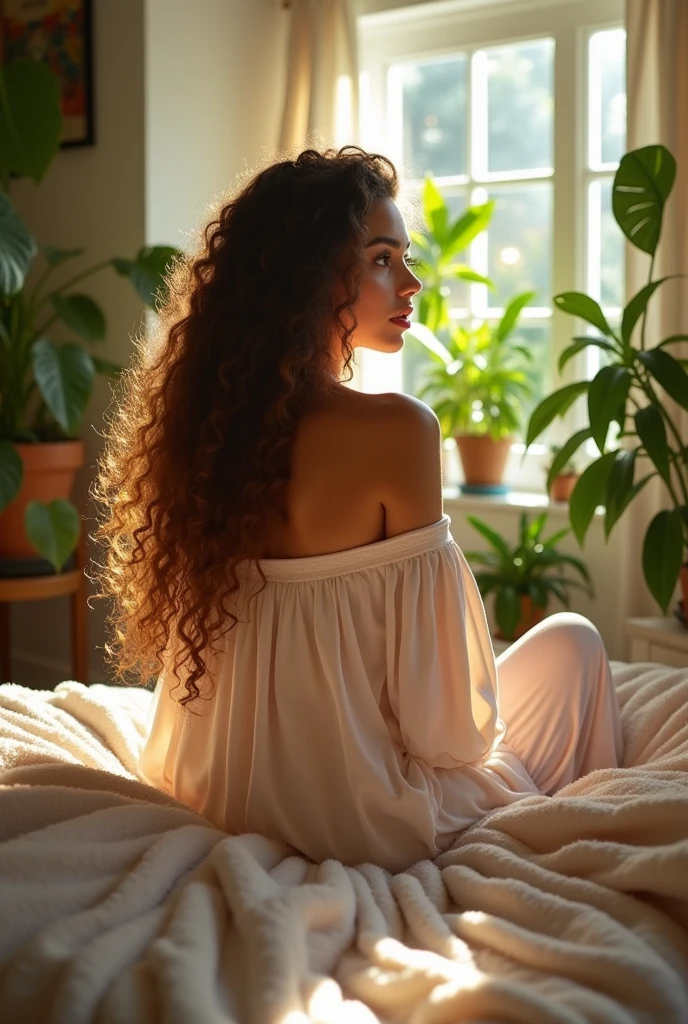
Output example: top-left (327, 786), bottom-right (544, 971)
top-left (137, 515), bottom-right (539, 873)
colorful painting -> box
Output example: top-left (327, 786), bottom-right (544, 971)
top-left (1, 0), bottom-right (94, 147)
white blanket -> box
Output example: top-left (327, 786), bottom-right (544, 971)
top-left (0, 662), bottom-right (687, 1024)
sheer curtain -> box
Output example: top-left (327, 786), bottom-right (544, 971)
top-left (617, 1), bottom-right (688, 628)
top-left (279, 0), bottom-right (360, 153)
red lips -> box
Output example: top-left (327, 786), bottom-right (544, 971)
top-left (390, 306), bottom-right (413, 320)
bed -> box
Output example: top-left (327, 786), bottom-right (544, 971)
top-left (0, 660), bottom-right (687, 1024)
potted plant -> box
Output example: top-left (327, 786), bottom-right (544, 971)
top-left (406, 177), bottom-right (536, 492)
top-left (545, 444), bottom-right (580, 502)
top-left (0, 58), bottom-right (182, 574)
top-left (408, 296), bottom-right (536, 492)
top-left (464, 511), bottom-right (594, 641)
top-left (524, 144), bottom-right (688, 618)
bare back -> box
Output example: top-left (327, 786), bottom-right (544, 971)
top-left (262, 385), bottom-right (444, 558)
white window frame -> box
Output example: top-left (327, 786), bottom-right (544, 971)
top-left (353, 0), bottom-right (625, 493)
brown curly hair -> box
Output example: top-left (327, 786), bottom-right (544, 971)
top-left (89, 145), bottom-right (402, 709)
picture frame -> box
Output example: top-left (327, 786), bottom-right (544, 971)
top-left (0, 0), bottom-right (94, 148)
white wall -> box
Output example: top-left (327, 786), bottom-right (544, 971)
top-left (144, 0), bottom-right (289, 249)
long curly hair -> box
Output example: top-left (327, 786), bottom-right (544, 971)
top-left (89, 145), bottom-right (401, 709)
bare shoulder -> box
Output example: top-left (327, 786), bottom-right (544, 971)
top-left (363, 391), bottom-right (444, 539)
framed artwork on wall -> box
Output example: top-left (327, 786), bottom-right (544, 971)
top-left (0, 0), bottom-right (94, 148)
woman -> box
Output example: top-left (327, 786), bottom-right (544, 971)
top-left (91, 146), bottom-right (624, 874)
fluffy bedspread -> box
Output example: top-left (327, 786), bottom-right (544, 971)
top-left (0, 662), bottom-right (687, 1024)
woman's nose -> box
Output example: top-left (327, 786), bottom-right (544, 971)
top-left (402, 272), bottom-right (422, 296)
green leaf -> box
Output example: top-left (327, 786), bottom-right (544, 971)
top-left (526, 511), bottom-right (548, 543)
top-left (605, 467), bottom-right (654, 539)
top-left (91, 355), bottom-right (124, 378)
top-left (621, 278), bottom-right (676, 348)
top-left (42, 245), bottom-right (85, 268)
top-left (112, 245), bottom-right (180, 309)
top-left (405, 323), bottom-right (452, 364)
top-left (0, 441), bottom-right (23, 513)
top-left (466, 515), bottom-right (511, 563)
top-left (635, 404), bottom-right (671, 485)
top-left (612, 145), bottom-right (676, 256)
top-left (0, 58), bottom-right (62, 184)
top-left (642, 508), bottom-right (684, 613)
top-left (32, 339), bottom-right (95, 433)
top-left (553, 292), bottom-right (614, 337)
top-left (542, 527), bottom-right (571, 549)
top-left (569, 451), bottom-right (617, 546)
top-left (558, 336), bottom-right (617, 374)
top-left (552, 552), bottom-right (593, 588)
top-left (525, 381), bottom-right (590, 448)
top-left (422, 177), bottom-right (449, 245)
top-left (603, 449), bottom-right (637, 537)
top-left (444, 265), bottom-right (493, 287)
top-left (0, 192), bottom-right (36, 296)
top-left (495, 586), bottom-right (522, 640)
top-left (496, 291), bottom-right (536, 343)
top-left (24, 498), bottom-right (80, 573)
top-left (546, 429), bottom-right (590, 493)
top-left (587, 366), bottom-right (631, 454)
top-left (637, 349), bottom-right (688, 412)
top-left (443, 201), bottom-right (494, 260)
top-left (51, 294), bottom-right (107, 343)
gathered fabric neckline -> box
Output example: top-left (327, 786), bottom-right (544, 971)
top-left (236, 514), bottom-right (452, 583)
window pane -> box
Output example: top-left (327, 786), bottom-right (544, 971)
top-left (393, 56), bottom-right (468, 178)
top-left (484, 184), bottom-right (552, 310)
top-left (508, 322), bottom-right (551, 438)
top-left (600, 179), bottom-right (624, 309)
top-left (587, 179), bottom-right (624, 310)
top-left (485, 38), bottom-right (554, 173)
top-left (589, 29), bottom-right (626, 167)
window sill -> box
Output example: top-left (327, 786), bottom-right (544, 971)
top-left (443, 487), bottom-right (574, 519)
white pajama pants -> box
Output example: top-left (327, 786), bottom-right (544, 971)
top-left (496, 612), bottom-right (624, 795)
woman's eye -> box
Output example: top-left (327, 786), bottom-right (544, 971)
top-left (374, 251), bottom-right (418, 267)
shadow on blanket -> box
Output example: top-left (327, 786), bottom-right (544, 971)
top-left (0, 661), bottom-right (687, 1024)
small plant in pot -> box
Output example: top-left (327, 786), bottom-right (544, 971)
top-left (545, 444), bottom-right (580, 502)
top-left (0, 58), bottom-right (182, 575)
top-left (464, 511), bottom-right (594, 641)
top-left (405, 176), bottom-right (536, 493)
top-left (524, 144), bottom-right (688, 620)
top-left (407, 295), bottom-right (536, 493)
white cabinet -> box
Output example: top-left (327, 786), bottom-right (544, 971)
top-left (626, 617), bottom-right (688, 668)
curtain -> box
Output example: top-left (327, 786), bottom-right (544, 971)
top-left (279, 0), bottom-right (360, 153)
top-left (618, 1), bottom-right (688, 628)
top-left (279, 0), bottom-right (363, 387)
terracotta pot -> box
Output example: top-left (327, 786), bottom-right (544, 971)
top-left (0, 440), bottom-right (85, 559)
top-left (455, 434), bottom-right (513, 487)
top-left (494, 594), bottom-right (547, 642)
top-left (549, 473), bottom-right (579, 502)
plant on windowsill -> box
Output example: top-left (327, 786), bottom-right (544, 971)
top-left (544, 444), bottom-right (580, 503)
top-left (464, 511), bottom-right (594, 641)
top-left (524, 144), bottom-right (688, 619)
top-left (405, 177), bottom-right (536, 494)
top-left (0, 58), bottom-right (182, 575)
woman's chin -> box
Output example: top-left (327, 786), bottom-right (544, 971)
top-left (367, 334), bottom-right (405, 353)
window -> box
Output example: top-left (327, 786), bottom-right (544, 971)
top-left (356, 0), bottom-right (626, 492)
